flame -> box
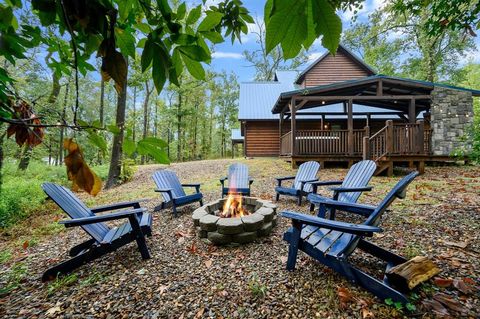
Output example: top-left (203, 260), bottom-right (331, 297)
top-left (220, 192), bottom-right (250, 218)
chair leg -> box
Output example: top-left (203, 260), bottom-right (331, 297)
top-left (275, 193), bottom-right (280, 202)
top-left (309, 203), bottom-right (315, 212)
top-left (172, 203), bottom-right (178, 218)
top-left (128, 215), bottom-right (151, 260)
top-left (286, 221), bottom-right (301, 271)
top-left (199, 199), bottom-right (204, 206)
top-left (297, 195), bottom-right (302, 206)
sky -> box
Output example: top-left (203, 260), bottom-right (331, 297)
top-left (205, 0), bottom-right (480, 83)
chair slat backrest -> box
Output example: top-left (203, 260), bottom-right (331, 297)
top-left (152, 170), bottom-right (186, 202)
top-left (338, 160), bottom-right (377, 203)
top-left (340, 171), bottom-right (419, 257)
top-left (227, 163), bottom-right (249, 190)
top-left (293, 161), bottom-right (321, 192)
top-left (42, 183), bottom-right (109, 242)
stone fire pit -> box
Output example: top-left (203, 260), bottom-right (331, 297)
top-left (192, 197), bottom-right (277, 245)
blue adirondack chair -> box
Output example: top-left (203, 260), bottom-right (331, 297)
top-left (282, 171), bottom-right (419, 303)
top-left (220, 163), bottom-right (253, 197)
top-left (41, 183), bottom-right (152, 281)
top-left (307, 160), bottom-right (377, 218)
top-left (152, 170), bottom-right (203, 217)
top-left (275, 161), bottom-right (320, 205)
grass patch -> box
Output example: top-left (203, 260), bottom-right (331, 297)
top-left (47, 273), bottom-right (78, 296)
top-left (0, 249), bottom-right (12, 264)
top-left (0, 261), bottom-right (28, 296)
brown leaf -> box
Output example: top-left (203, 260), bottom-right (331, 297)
top-left (279, 256), bottom-right (288, 264)
top-left (337, 287), bottom-right (354, 306)
top-left (194, 308), bottom-right (204, 318)
top-left (361, 308), bottom-right (374, 319)
top-left (22, 240), bottom-right (29, 250)
top-left (64, 139), bottom-right (102, 196)
top-left (186, 242), bottom-right (197, 254)
top-left (422, 299), bottom-right (450, 317)
top-left (443, 240), bottom-right (468, 249)
top-left (452, 279), bottom-right (474, 295)
top-left (204, 259), bottom-right (213, 268)
top-left (101, 50), bottom-right (127, 94)
top-left (434, 278), bottom-right (453, 288)
top-left (433, 293), bottom-right (464, 313)
top-left (158, 285), bottom-right (169, 294)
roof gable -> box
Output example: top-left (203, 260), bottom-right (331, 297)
top-left (295, 44), bottom-right (376, 86)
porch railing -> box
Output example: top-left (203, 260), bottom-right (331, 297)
top-left (280, 131), bottom-right (292, 155)
top-left (295, 129), bottom-right (366, 155)
top-left (364, 121), bottom-right (431, 162)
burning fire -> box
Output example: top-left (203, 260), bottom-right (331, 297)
top-left (220, 193), bottom-right (250, 218)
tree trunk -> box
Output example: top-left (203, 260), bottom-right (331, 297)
top-left (18, 145), bottom-right (33, 171)
top-left (193, 102), bottom-right (198, 159)
top-left (141, 82), bottom-right (152, 164)
top-left (176, 93), bottom-right (183, 162)
top-left (58, 81), bottom-right (69, 165)
top-left (153, 100), bottom-right (158, 137)
top-left (97, 78), bottom-right (105, 164)
top-left (105, 57), bottom-right (128, 189)
top-left (132, 86), bottom-right (137, 143)
top-left (0, 130), bottom-right (4, 193)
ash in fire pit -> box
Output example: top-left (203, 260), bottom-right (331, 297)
top-left (192, 197), bottom-right (277, 245)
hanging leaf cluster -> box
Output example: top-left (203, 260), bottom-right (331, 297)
top-left (6, 100), bottom-right (44, 147)
top-left (264, 0), bottom-right (344, 58)
top-left (64, 138), bottom-right (102, 196)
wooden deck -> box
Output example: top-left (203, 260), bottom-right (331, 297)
top-left (279, 120), bottom-right (440, 176)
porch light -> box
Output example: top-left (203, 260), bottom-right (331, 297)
top-left (324, 125), bottom-right (328, 129)
top-left (321, 101), bottom-right (325, 105)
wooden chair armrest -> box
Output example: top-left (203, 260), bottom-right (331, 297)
top-left (329, 186), bottom-right (373, 193)
top-left (276, 176), bottom-right (296, 187)
top-left (316, 199), bottom-right (377, 217)
top-left (91, 200), bottom-right (145, 213)
top-left (59, 208), bottom-right (147, 228)
top-left (281, 211), bottom-right (381, 236)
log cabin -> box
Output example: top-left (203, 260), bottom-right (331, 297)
top-left (237, 44), bottom-right (480, 175)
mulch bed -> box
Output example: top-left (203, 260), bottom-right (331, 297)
top-left (0, 158), bottom-right (479, 318)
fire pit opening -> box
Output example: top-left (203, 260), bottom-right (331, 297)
top-left (192, 196), bottom-right (277, 245)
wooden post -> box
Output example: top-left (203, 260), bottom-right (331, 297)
top-left (363, 137), bottom-right (370, 160)
top-left (291, 98), bottom-right (296, 156)
top-left (347, 99), bottom-right (353, 155)
top-left (377, 79), bottom-right (383, 96)
top-left (386, 120), bottom-right (393, 154)
top-left (417, 120), bottom-right (425, 154)
top-left (321, 114), bottom-right (325, 129)
top-left (279, 112), bottom-right (284, 155)
top-left (367, 113), bottom-right (371, 127)
top-left (409, 99), bottom-right (416, 123)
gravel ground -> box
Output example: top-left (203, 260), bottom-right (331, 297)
top-left (0, 158), bottom-right (479, 318)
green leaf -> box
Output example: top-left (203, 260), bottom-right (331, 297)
top-left (123, 138), bottom-right (136, 156)
top-left (0, 108), bottom-right (12, 119)
top-left (385, 298), bottom-right (394, 306)
top-left (115, 27), bottom-right (136, 58)
top-left (137, 138), bottom-right (170, 164)
top-left (202, 31), bottom-right (224, 44)
top-left (182, 54), bottom-right (205, 80)
top-left (152, 54), bottom-right (167, 93)
top-left (186, 5), bottom-right (202, 25)
top-left (406, 303), bottom-right (416, 312)
top-left (176, 2), bottom-right (186, 20)
top-left (171, 34), bottom-right (197, 45)
top-left (87, 132), bottom-right (107, 153)
top-left (265, 0), bottom-right (306, 56)
top-left (198, 12), bottom-right (224, 32)
top-left (178, 45), bottom-right (210, 61)
top-left (141, 38), bottom-right (154, 72)
top-left (135, 23), bottom-right (151, 34)
top-left (107, 124), bottom-right (121, 135)
top-left (137, 38), bottom-right (147, 48)
top-left (311, 0), bottom-right (341, 54)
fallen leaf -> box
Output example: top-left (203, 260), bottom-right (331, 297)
top-left (443, 240), bottom-right (468, 249)
top-left (433, 293), bottom-right (464, 313)
top-left (434, 277), bottom-right (453, 288)
top-left (422, 299), bottom-right (450, 317)
top-left (204, 259), bottom-right (213, 268)
top-left (361, 307), bottom-right (374, 319)
top-left (337, 287), bottom-right (354, 306)
top-left (45, 306), bottom-right (62, 316)
top-left (194, 308), bottom-right (204, 318)
top-left (158, 285), bottom-right (169, 294)
top-left (22, 240), bottom-right (29, 250)
top-left (186, 242), bottom-right (197, 254)
top-left (279, 256), bottom-right (288, 264)
top-left (453, 279), bottom-right (474, 295)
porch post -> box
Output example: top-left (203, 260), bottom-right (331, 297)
top-left (291, 98), bottom-right (296, 156)
top-left (409, 99), bottom-right (416, 123)
top-left (321, 114), bottom-right (325, 129)
top-left (347, 99), bottom-right (353, 155)
top-left (279, 111), bottom-right (283, 137)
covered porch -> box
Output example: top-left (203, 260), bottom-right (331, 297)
top-left (273, 76), bottom-right (438, 174)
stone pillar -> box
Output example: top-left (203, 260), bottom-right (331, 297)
top-left (430, 87), bottom-right (474, 156)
